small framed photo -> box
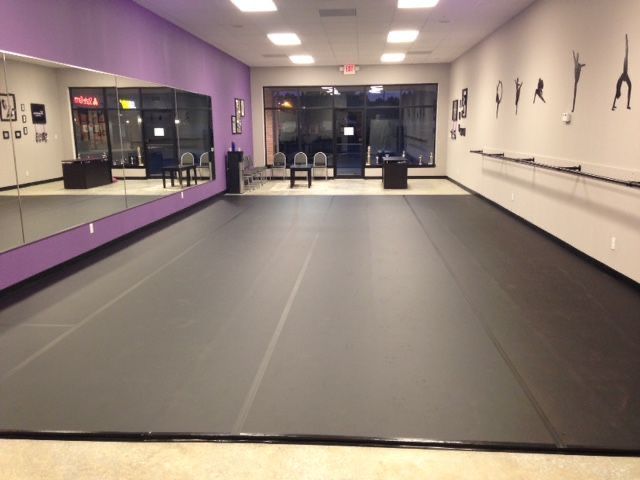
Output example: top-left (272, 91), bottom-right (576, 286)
top-left (22, 114), bottom-right (27, 123)
top-left (0, 93), bottom-right (17, 122)
top-left (23, 126), bottom-right (28, 135)
top-left (231, 115), bottom-right (237, 134)
top-left (15, 130), bottom-right (21, 139)
top-left (234, 98), bottom-right (241, 117)
top-left (21, 103), bottom-right (25, 112)
top-left (452, 99), bottom-right (458, 122)
top-left (2, 131), bottom-right (9, 139)
top-left (236, 116), bottom-right (242, 134)
top-left (240, 99), bottom-right (245, 117)
top-left (461, 88), bottom-right (468, 118)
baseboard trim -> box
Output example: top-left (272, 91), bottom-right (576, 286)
top-left (0, 177), bottom-right (63, 192)
top-left (445, 177), bottom-right (639, 289)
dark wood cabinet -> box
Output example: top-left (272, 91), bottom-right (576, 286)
top-left (62, 157), bottom-right (112, 189)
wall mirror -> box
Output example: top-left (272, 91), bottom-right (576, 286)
top-left (0, 51), bottom-right (214, 254)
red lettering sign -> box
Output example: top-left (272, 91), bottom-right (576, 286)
top-left (73, 96), bottom-right (101, 107)
top-left (343, 64), bottom-right (357, 75)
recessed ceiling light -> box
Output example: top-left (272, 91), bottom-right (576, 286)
top-left (380, 53), bottom-right (405, 62)
top-left (398, 0), bottom-right (439, 8)
top-left (230, 0), bottom-right (277, 12)
top-left (381, 53), bottom-right (406, 63)
top-left (267, 33), bottom-right (301, 46)
top-left (387, 30), bottom-right (419, 43)
top-left (289, 55), bottom-right (314, 64)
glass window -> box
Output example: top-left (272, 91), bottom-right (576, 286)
top-left (141, 87), bottom-right (174, 109)
top-left (333, 86), bottom-right (365, 108)
top-left (72, 109), bottom-right (109, 158)
top-left (109, 110), bottom-right (143, 166)
top-left (301, 87), bottom-right (334, 108)
top-left (176, 90), bottom-right (211, 110)
top-left (401, 106), bottom-right (436, 165)
top-left (400, 84), bottom-right (438, 107)
top-left (264, 109), bottom-right (298, 164)
top-left (300, 109), bottom-right (333, 165)
top-left (366, 86), bottom-right (401, 107)
top-left (264, 87), bottom-right (299, 109)
top-left (176, 108), bottom-right (212, 157)
top-left (366, 108), bottom-right (400, 163)
top-left (110, 88), bottom-right (141, 110)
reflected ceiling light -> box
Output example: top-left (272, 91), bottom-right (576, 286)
top-left (369, 85), bottom-right (384, 94)
top-left (280, 100), bottom-right (293, 108)
top-left (381, 53), bottom-right (406, 62)
top-left (174, 119), bottom-right (181, 124)
top-left (289, 54), bottom-right (314, 64)
top-left (230, 0), bottom-right (277, 12)
top-left (398, 0), bottom-right (439, 8)
top-left (267, 33), bottom-right (301, 46)
top-left (387, 30), bottom-right (419, 43)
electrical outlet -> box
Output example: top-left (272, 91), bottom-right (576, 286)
top-left (610, 237), bottom-right (616, 250)
top-left (89, 223), bottom-right (94, 234)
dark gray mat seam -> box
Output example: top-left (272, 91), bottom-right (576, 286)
top-left (403, 196), bottom-right (565, 449)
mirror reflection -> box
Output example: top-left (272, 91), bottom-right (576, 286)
top-left (0, 52), bottom-right (215, 253)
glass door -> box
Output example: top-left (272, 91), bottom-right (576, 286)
top-left (334, 109), bottom-right (364, 177)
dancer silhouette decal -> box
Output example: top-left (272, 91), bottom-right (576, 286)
top-left (612, 34), bottom-right (632, 111)
top-left (534, 78), bottom-right (546, 103)
top-left (515, 78), bottom-right (523, 114)
top-left (496, 81), bottom-right (503, 118)
top-left (572, 51), bottom-right (586, 112)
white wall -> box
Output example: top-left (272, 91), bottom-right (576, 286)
top-left (251, 64), bottom-right (450, 175)
top-left (448, 0), bottom-right (640, 283)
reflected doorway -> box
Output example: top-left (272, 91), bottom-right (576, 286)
top-left (334, 109), bottom-right (364, 177)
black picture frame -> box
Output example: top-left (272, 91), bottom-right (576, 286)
top-left (461, 88), bottom-right (468, 118)
top-left (0, 93), bottom-right (17, 122)
top-left (23, 126), bottom-right (28, 135)
top-left (2, 131), bottom-right (9, 139)
top-left (21, 114), bottom-right (27, 124)
top-left (240, 99), bottom-right (245, 117)
top-left (14, 130), bottom-right (21, 139)
top-left (236, 116), bottom-right (242, 134)
top-left (452, 99), bottom-right (458, 121)
top-left (234, 98), bottom-right (241, 117)
top-left (231, 115), bottom-right (237, 134)
top-left (20, 104), bottom-right (25, 112)
top-left (30, 103), bottom-right (47, 124)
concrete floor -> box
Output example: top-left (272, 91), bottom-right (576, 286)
top-left (1, 440), bottom-right (638, 480)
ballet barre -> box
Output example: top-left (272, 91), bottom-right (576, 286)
top-left (470, 150), bottom-right (640, 189)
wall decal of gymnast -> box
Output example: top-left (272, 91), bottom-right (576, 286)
top-left (612, 34), bottom-right (632, 111)
top-left (515, 78), bottom-right (523, 115)
top-left (495, 80), bottom-right (503, 118)
top-left (534, 78), bottom-right (546, 104)
top-left (572, 51), bottom-right (586, 113)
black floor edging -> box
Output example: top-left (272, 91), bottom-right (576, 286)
top-left (1, 430), bottom-right (639, 457)
top-left (446, 177), bottom-right (640, 290)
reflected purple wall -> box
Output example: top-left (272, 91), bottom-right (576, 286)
top-left (0, 0), bottom-right (252, 290)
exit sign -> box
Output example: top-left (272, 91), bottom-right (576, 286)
top-left (343, 64), bottom-right (357, 75)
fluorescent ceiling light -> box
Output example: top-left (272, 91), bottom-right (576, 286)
top-left (230, 0), bottom-right (277, 12)
top-left (387, 30), bottom-right (419, 43)
top-left (267, 33), bottom-right (301, 46)
top-left (398, 0), bottom-right (439, 8)
top-left (381, 53), bottom-right (406, 63)
top-left (289, 55), bottom-right (314, 64)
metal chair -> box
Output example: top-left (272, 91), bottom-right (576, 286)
top-left (180, 152), bottom-right (195, 167)
top-left (198, 152), bottom-right (211, 180)
top-left (272, 152), bottom-right (286, 180)
top-left (313, 152), bottom-right (328, 180)
top-left (294, 152), bottom-right (308, 166)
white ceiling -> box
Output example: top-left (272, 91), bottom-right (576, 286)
top-left (133, 0), bottom-right (536, 67)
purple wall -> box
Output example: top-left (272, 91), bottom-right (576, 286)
top-left (0, 0), bottom-right (252, 290)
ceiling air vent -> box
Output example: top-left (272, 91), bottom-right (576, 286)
top-left (407, 50), bottom-right (433, 55)
top-left (319, 8), bottom-right (357, 17)
top-left (262, 54), bottom-right (288, 58)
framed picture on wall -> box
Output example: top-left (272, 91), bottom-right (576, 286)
top-left (0, 93), bottom-right (17, 122)
top-left (23, 127), bottom-right (28, 135)
top-left (240, 99), bottom-right (245, 117)
top-left (452, 99), bottom-right (458, 122)
top-left (31, 103), bottom-right (47, 124)
top-left (234, 98), bottom-right (241, 116)
top-left (236, 116), bottom-right (242, 134)
top-left (461, 88), bottom-right (468, 118)
top-left (21, 114), bottom-right (27, 123)
top-left (21, 103), bottom-right (25, 112)
top-left (231, 115), bottom-right (237, 134)
top-left (2, 131), bottom-right (9, 139)
top-left (14, 130), bottom-right (21, 139)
